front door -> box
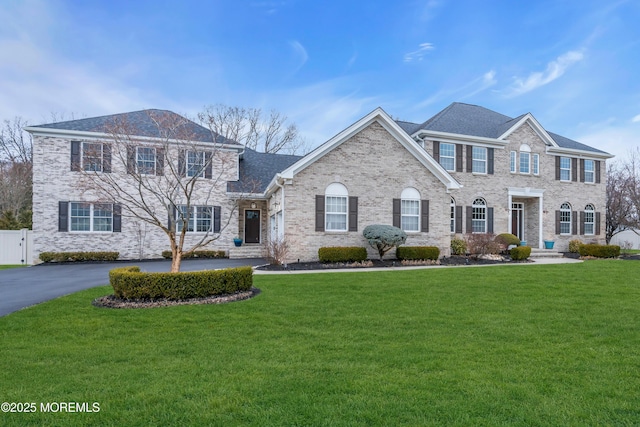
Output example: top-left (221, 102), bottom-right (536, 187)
top-left (511, 203), bottom-right (524, 241)
top-left (244, 210), bottom-right (260, 243)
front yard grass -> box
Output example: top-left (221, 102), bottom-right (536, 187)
top-left (1, 260), bottom-right (639, 426)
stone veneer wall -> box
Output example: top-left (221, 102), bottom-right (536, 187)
top-left (423, 122), bottom-right (607, 251)
top-left (32, 135), bottom-right (239, 261)
top-left (279, 121), bottom-right (452, 262)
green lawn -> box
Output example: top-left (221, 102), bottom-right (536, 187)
top-left (0, 264), bottom-right (27, 270)
top-left (1, 260), bottom-right (639, 426)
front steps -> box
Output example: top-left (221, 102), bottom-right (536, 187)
top-left (529, 248), bottom-right (564, 259)
top-left (228, 245), bottom-right (265, 259)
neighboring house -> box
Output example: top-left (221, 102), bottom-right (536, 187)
top-left (610, 229), bottom-right (640, 249)
top-left (26, 103), bottom-right (612, 263)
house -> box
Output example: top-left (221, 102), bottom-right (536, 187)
top-left (26, 103), bottom-right (612, 263)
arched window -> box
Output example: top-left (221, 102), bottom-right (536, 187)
top-left (584, 204), bottom-right (595, 235)
top-left (400, 187), bottom-right (420, 232)
top-left (450, 197), bottom-right (456, 233)
top-left (560, 202), bottom-right (572, 234)
top-left (472, 198), bottom-right (487, 233)
top-left (325, 183), bottom-right (348, 231)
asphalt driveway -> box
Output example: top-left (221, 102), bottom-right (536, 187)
top-left (0, 258), bottom-right (267, 317)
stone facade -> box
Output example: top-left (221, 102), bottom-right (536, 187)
top-left (277, 121), bottom-right (452, 262)
top-left (32, 135), bottom-right (239, 260)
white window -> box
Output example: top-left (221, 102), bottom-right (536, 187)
top-left (176, 205), bottom-right (213, 233)
top-left (439, 143), bottom-right (455, 171)
top-left (70, 202), bottom-right (113, 232)
top-left (472, 146), bottom-right (487, 173)
top-left (400, 187), bottom-right (420, 232)
top-left (187, 151), bottom-right (205, 177)
top-left (533, 154), bottom-right (539, 175)
top-left (137, 147), bottom-right (156, 175)
top-left (584, 160), bottom-right (595, 183)
top-left (325, 183), bottom-right (348, 231)
top-left (510, 151), bottom-right (516, 173)
top-left (450, 197), bottom-right (456, 233)
top-left (560, 202), bottom-right (572, 234)
top-left (82, 142), bottom-right (103, 172)
top-left (472, 198), bottom-right (487, 233)
top-left (584, 204), bottom-right (595, 235)
top-left (560, 157), bottom-right (571, 181)
top-left (519, 152), bottom-right (530, 174)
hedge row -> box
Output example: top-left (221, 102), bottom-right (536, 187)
top-left (318, 247), bottom-right (368, 263)
top-left (39, 251), bottom-right (119, 263)
top-left (578, 244), bottom-right (620, 258)
top-left (109, 266), bottom-right (253, 300)
top-left (161, 250), bottom-right (228, 260)
top-left (396, 246), bottom-right (440, 260)
top-left (510, 246), bottom-right (531, 261)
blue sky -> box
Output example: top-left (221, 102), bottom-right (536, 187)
top-left (1, 0), bottom-right (639, 159)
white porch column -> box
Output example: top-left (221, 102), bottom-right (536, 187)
top-left (507, 193), bottom-right (513, 235)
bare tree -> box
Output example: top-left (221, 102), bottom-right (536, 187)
top-left (0, 117), bottom-right (32, 229)
top-left (76, 110), bottom-right (252, 272)
top-left (606, 150), bottom-right (640, 243)
top-left (198, 104), bottom-right (308, 154)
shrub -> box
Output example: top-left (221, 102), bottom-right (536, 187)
top-left (161, 250), bottom-right (227, 259)
top-left (266, 238), bottom-right (289, 266)
top-left (109, 266), bottom-right (253, 301)
top-left (318, 247), bottom-right (368, 263)
top-left (39, 251), bottom-right (119, 263)
top-left (396, 246), bottom-right (440, 261)
top-left (495, 233), bottom-right (521, 250)
top-left (510, 246), bottom-right (531, 261)
top-left (578, 244), bottom-right (620, 258)
top-left (568, 239), bottom-right (582, 253)
top-left (465, 233), bottom-right (500, 255)
top-left (363, 224), bottom-right (407, 259)
top-left (451, 238), bottom-right (467, 255)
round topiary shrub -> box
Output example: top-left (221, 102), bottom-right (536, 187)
top-left (510, 246), bottom-right (531, 261)
top-left (495, 233), bottom-right (521, 249)
top-left (363, 224), bottom-right (407, 259)
top-left (451, 238), bottom-right (467, 255)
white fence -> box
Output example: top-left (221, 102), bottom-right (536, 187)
top-left (610, 229), bottom-right (640, 250)
top-left (0, 229), bottom-right (33, 265)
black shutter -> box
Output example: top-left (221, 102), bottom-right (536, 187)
top-left (58, 201), bottom-right (68, 232)
top-left (488, 148), bottom-right (494, 175)
top-left (596, 212), bottom-right (601, 235)
top-left (572, 211), bottom-right (578, 235)
top-left (155, 148), bottom-right (164, 176)
top-left (580, 159), bottom-right (585, 182)
top-left (392, 199), bottom-right (401, 228)
top-left (433, 141), bottom-right (440, 162)
top-left (596, 161), bottom-right (601, 184)
top-left (348, 197), bottom-right (358, 232)
top-left (487, 207), bottom-right (494, 234)
top-left (213, 206), bottom-right (221, 233)
top-left (315, 195), bottom-right (325, 232)
top-left (70, 141), bottom-right (81, 171)
top-left (580, 211), bottom-right (585, 235)
top-left (572, 158), bottom-right (578, 182)
top-left (113, 204), bottom-right (121, 232)
top-left (466, 206), bottom-right (472, 233)
top-left (455, 206), bottom-right (463, 233)
top-left (555, 156), bottom-right (561, 180)
top-left (421, 200), bottom-right (429, 232)
top-left (555, 210), bottom-right (561, 235)
top-left (178, 150), bottom-right (186, 177)
top-left (102, 144), bottom-right (112, 173)
top-left (205, 152), bottom-right (212, 179)
top-left (466, 145), bottom-right (472, 172)
top-left (127, 146), bottom-right (135, 174)
top-left (456, 145), bottom-right (463, 172)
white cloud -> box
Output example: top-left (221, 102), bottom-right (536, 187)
top-left (403, 43), bottom-right (435, 63)
top-left (577, 125), bottom-right (640, 161)
top-left (632, 114), bottom-right (640, 123)
top-left (414, 69), bottom-right (497, 109)
top-left (288, 40), bottom-right (309, 74)
top-left (505, 50), bottom-right (585, 97)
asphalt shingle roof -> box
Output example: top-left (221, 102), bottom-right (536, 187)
top-left (33, 109), bottom-right (239, 146)
top-left (400, 102), bottom-right (609, 155)
top-left (227, 148), bottom-right (302, 193)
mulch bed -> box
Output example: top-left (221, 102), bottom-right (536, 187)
top-left (92, 288), bottom-right (261, 309)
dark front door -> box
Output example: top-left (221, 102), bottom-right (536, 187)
top-left (244, 210), bottom-right (260, 243)
top-left (511, 203), bottom-right (524, 241)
